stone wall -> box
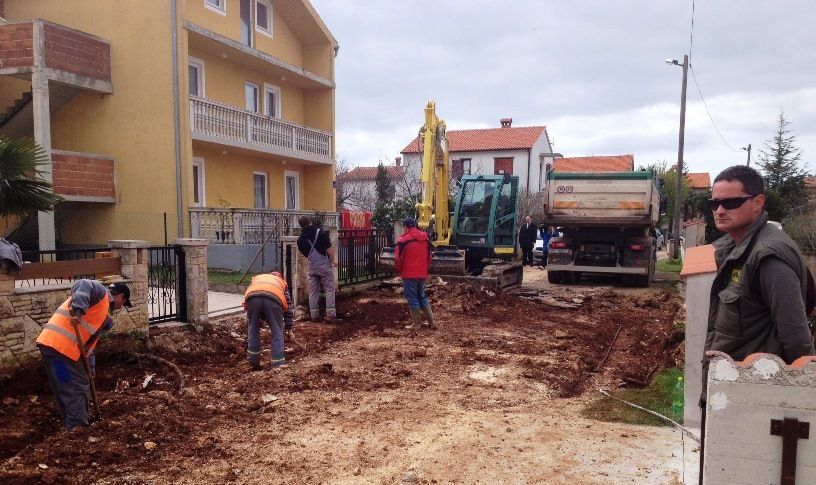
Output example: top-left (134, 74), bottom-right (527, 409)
top-left (176, 239), bottom-right (208, 325)
top-left (0, 240), bottom-right (150, 374)
top-left (703, 352), bottom-right (816, 484)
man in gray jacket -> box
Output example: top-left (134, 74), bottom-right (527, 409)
top-left (699, 166), bottom-right (814, 478)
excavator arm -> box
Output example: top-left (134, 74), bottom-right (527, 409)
top-left (416, 101), bottom-right (451, 246)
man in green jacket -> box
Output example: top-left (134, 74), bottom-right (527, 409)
top-left (699, 166), bottom-right (814, 481)
top-left (704, 165), bottom-right (814, 363)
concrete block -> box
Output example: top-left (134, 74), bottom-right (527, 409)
top-left (704, 353), bottom-right (816, 484)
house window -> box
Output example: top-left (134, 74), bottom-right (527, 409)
top-left (240, 0), bottom-right (253, 46)
top-left (494, 157), bottom-right (513, 175)
top-left (245, 82), bottom-right (259, 112)
top-left (285, 170), bottom-right (299, 210)
top-left (188, 57), bottom-right (205, 97)
top-left (462, 158), bottom-right (472, 175)
top-left (253, 172), bottom-right (268, 208)
top-left (256, 0), bottom-right (273, 37)
top-left (263, 83), bottom-right (281, 118)
top-left (204, 0), bottom-right (226, 15)
top-left (192, 158), bottom-right (206, 206)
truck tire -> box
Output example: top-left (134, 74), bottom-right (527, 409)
top-left (547, 270), bottom-right (563, 284)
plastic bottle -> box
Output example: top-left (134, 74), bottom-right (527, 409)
top-left (671, 376), bottom-right (684, 417)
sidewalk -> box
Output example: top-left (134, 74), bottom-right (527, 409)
top-left (208, 290), bottom-right (245, 318)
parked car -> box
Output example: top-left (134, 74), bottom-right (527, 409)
top-left (533, 234), bottom-right (545, 263)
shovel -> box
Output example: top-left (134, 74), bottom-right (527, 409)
top-left (72, 322), bottom-right (102, 421)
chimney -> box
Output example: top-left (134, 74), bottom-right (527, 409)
top-left (500, 118), bottom-right (512, 128)
top-left (395, 156), bottom-right (401, 167)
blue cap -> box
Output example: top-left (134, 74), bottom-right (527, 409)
top-left (403, 217), bottom-right (416, 227)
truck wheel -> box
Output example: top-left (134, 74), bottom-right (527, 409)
top-left (635, 274), bottom-right (650, 287)
top-left (547, 270), bottom-right (563, 284)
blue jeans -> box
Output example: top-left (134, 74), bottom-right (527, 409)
top-left (403, 278), bottom-right (429, 310)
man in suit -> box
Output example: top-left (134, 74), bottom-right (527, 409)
top-left (518, 215), bottom-right (539, 266)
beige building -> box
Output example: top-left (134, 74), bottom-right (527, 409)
top-left (0, 0), bottom-right (337, 249)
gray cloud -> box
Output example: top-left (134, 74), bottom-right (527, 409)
top-left (313, 0), bottom-right (816, 177)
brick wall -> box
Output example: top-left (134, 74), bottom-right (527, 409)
top-left (0, 22), bottom-right (34, 69)
top-left (52, 151), bottom-right (115, 200)
top-left (42, 22), bottom-right (110, 81)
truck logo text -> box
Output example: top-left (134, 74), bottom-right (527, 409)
top-left (556, 185), bottom-right (575, 193)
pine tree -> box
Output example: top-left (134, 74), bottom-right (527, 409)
top-left (756, 112), bottom-right (808, 219)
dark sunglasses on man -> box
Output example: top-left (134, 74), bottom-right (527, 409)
top-left (707, 194), bottom-right (758, 211)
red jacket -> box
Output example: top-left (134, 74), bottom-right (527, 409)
top-left (395, 227), bottom-right (431, 279)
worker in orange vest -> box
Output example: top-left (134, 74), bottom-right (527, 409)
top-left (36, 280), bottom-right (131, 429)
top-left (243, 272), bottom-right (293, 370)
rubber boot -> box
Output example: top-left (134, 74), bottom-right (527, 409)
top-left (404, 309), bottom-right (423, 330)
top-left (420, 305), bottom-right (436, 330)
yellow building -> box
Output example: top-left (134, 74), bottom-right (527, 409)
top-left (0, 0), bottom-right (337, 249)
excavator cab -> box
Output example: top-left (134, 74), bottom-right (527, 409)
top-left (451, 174), bottom-right (519, 274)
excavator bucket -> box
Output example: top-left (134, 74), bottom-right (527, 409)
top-left (379, 245), bottom-right (465, 276)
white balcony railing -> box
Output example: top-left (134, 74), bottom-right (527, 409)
top-left (190, 96), bottom-right (332, 160)
top-left (190, 208), bottom-right (339, 244)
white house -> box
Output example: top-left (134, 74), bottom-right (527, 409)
top-left (399, 118), bottom-right (554, 193)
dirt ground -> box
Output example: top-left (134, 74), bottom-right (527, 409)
top-left (0, 267), bottom-right (693, 484)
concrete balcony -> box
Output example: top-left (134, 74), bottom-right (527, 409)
top-left (190, 96), bottom-right (333, 164)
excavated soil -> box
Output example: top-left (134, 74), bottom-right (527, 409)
top-left (0, 275), bottom-right (686, 484)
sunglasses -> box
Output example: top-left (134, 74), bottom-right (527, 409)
top-left (707, 194), bottom-right (758, 211)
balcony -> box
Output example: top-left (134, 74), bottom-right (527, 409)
top-left (190, 96), bottom-right (332, 163)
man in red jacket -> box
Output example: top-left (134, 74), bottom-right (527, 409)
top-left (394, 217), bottom-right (436, 330)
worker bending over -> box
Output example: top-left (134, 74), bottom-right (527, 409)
top-left (36, 280), bottom-right (131, 429)
top-left (243, 272), bottom-right (293, 371)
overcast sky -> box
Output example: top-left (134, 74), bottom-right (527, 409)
top-left (311, 0), bottom-right (815, 178)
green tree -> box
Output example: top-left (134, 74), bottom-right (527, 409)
top-left (372, 163), bottom-right (396, 233)
top-left (0, 136), bottom-right (62, 235)
top-left (756, 112), bottom-right (809, 220)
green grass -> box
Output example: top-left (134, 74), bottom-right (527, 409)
top-left (656, 258), bottom-right (683, 273)
top-left (207, 269), bottom-right (257, 286)
top-left (581, 367), bottom-right (684, 426)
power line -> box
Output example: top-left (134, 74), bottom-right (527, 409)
top-left (686, 0), bottom-right (740, 152)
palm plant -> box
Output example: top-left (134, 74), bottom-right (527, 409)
top-left (0, 135), bottom-right (62, 235)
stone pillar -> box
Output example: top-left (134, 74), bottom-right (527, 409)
top-left (108, 240), bottom-right (149, 335)
top-left (175, 238), bottom-right (208, 325)
top-left (32, 21), bottom-right (55, 251)
top-left (0, 262), bottom-right (14, 298)
top-left (680, 244), bottom-right (717, 428)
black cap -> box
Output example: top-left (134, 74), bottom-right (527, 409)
top-left (403, 217), bottom-right (417, 228)
top-left (109, 282), bottom-right (132, 307)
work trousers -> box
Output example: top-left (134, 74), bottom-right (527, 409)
top-left (307, 257), bottom-right (336, 319)
top-left (39, 344), bottom-right (91, 428)
top-left (521, 245), bottom-right (534, 266)
top-left (540, 251), bottom-right (549, 268)
top-left (403, 278), bottom-right (430, 310)
top-left (246, 296), bottom-right (286, 368)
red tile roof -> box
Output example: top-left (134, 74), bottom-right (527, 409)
top-left (686, 172), bottom-right (711, 189)
top-left (552, 155), bottom-right (634, 172)
top-left (400, 126), bottom-right (547, 154)
top-left (338, 165), bottom-right (405, 181)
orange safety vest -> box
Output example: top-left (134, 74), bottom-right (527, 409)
top-left (36, 295), bottom-right (110, 361)
top-left (244, 273), bottom-right (288, 309)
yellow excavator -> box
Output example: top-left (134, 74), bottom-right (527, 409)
top-left (380, 101), bottom-right (524, 291)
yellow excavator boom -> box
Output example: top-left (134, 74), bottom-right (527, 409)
top-left (416, 101), bottom-right (451, 246)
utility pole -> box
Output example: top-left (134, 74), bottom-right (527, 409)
top-left (672, 54), bottom-right (688, 260)
top-left (743, 143), bottom-right (752, 166)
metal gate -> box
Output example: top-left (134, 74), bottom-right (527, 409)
top-left (337, 229), bottom-right (393, 287)
top-left (148, 246), bottom-right (187, 323)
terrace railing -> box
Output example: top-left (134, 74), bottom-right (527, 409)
top-left (190, 208), bottom-right (339, 245)
top-left (190, 96), bottom-right (332, 160)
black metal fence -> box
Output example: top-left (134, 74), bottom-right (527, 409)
top-left (148, 246), bottom-right (187, 324)
top-left (16, 247), bottom-right (109, 288)
top-left (337, 230), bottom-right (393, 287)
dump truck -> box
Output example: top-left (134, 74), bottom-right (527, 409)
top-left (542, 170), bottom-right (660, 287)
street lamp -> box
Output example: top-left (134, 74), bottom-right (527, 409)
top-left (666, 55), bottom-right (688, 260)
top-left (742, 144), bottom-right (751, 166)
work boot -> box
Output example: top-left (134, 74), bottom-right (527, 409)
top-left (248, 361), bottom-right (262, 372)
top-left (325, 315), bottom-right (343, 325)
top-left (404, 309), bottom-right (422, 330)
top-left (420, 305), bottom-right (436, 330)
